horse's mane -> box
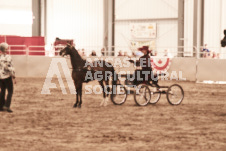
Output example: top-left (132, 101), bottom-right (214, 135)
top-left (69, 45), bottom-right (85, 60)
top-left (65, 43), bottom-right (85, 59)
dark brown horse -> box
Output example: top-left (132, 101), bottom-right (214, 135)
top-left (59, 44), bottom-right (117, 108)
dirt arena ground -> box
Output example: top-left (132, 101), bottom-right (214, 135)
top-left (0, 78), bottom-right (226, 151)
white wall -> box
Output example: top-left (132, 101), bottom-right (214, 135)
top-left (156, 20), bottom-right (178, 54)
top-left (1, 0), bottom-right (226, 58)
top-left (115, 0), bottom-right (178, 20)
top-left (221, 0), bottom-right (226, 58)
top-left (180, 0), bottom-right (226, 58)
top-left (221, 0), bottom-right (226, 38)
top-left (183, 0), bottom-right (194, 56)
top-left (0, 0), bottom-right (32, 36)
top-left (115, 0), bottom-right (178, 56)
top-left (204, 0), bottom-right (222, 48)
top-left (46, 0), bottom-right (104, 54)
top-left (0, 0), bottom-right (104, 56)
top-left (203, 0), bottom-right (226, 58)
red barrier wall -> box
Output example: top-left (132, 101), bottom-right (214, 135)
top-left (0, 35), bottom-right (45, 55)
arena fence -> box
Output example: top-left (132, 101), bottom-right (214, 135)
top-left (11, 55), bottom-right (226, 83)
top-left (6, 44), bottom-right (226, 82)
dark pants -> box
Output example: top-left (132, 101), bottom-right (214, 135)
top-left (0, 77), bottom-right (14, 108)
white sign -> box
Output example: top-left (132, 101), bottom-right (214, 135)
top-left (130, 23), bottom-right (157, 39)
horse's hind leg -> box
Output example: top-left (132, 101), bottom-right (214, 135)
top-left (99, 81), bottom-right (106, 106)
top-left (105, 80), bottom-right (110, 97)
top-left (103, 80), bottom-right (110, 106)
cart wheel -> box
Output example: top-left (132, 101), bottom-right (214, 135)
top-left (111, 84), bottom-right (127, 105)
top-left (166, 84), bottom-right (184, 105)
top-left (134, 84), bottom-right (151, 106)
top-left (149, 87), bottom-right (161, 104)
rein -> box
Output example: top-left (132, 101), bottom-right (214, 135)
top-left (62, 51), bottom-right (95, 72)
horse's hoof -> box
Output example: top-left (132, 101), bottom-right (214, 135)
top-left (73, 104), bottom-right (77, 108)
top-left (104, 102), bottom-right (108, 107)
top-left (100, 99), bottom-right (105, 106)
top-left (78, 104), bottom-right (81, 108)
top-left (104, 98), bottom-right (108, 107)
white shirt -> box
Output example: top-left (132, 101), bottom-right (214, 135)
top-left (0, 54), bottom-right (15, 79)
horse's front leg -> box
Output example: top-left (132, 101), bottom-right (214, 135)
top-left (73, 83), bottom-right (80, 108)
top-left (73, 92), bottom-right (78, 108)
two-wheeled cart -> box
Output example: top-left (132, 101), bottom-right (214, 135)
top-left (110, 72), bottom-right (184, 106)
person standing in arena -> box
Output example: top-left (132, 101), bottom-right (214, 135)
top-left (0, 42), bottom-right (16, 113)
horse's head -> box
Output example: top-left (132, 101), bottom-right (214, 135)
top-left (60, 44), bottom-right (74, 57)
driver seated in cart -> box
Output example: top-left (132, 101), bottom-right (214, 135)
top-left (128, 46), bottom-right (159, 87)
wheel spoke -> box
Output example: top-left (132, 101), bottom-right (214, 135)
top-left (167, 84), bottom-right (184, 105)
top-left (111, 84), bottom-right (127, 105)
top-left (134, 84), bottom-right (151, 106)
top-left (149, 87), bottom-right (161, 104)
